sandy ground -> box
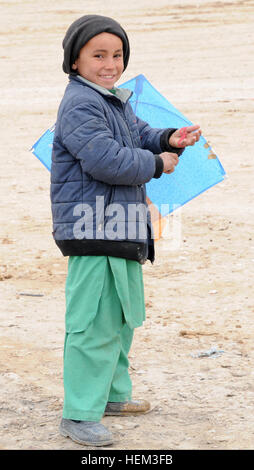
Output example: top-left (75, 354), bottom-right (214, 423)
top-left (1, 0), bottom-right (254, 451)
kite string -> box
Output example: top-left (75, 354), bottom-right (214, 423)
top-left (178, 127), bottom-right (187, 145)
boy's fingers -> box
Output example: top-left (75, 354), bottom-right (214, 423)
top-left (186, 124), bottom-right (200, 133)
top-left (190, 130), bottom-right (201, 141)
top-left (177, 126), bottom-right (201, 147)
top-left (187, 133), bottom-right (199, 146)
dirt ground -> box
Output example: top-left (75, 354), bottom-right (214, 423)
top-left (1, 0), bottom-right (254, 451)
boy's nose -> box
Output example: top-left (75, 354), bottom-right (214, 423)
top-left (104, 57), bottom-right (115, 69)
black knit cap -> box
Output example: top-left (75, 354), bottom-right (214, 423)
top-left (62, 14), bottom-right (130, 74)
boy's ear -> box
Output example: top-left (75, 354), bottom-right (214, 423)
top-left (72, 62), bottom-right (78, 70)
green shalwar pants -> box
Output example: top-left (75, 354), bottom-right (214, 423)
top-left (62, 255), bottom-right (145, 422)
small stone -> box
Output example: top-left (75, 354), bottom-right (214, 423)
top-left (111, 424), bottom-right (123, 430)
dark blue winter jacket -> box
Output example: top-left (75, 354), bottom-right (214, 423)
top-left (50, 75), bottom-right (181, 263)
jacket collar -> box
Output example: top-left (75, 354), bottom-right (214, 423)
top-left (70, 74), bottom-right (132, 103)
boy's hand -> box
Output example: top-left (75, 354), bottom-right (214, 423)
top-left (169, 125), bottom-right (201, 148)
top-left (160, 152), bottom-right (179, 174)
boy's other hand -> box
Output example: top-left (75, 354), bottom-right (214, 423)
top-left (160, 152), bottom-right (179, 174)
top-left (169, 125), bottom-right (201, 148)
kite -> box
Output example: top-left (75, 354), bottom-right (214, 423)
top-left (31, 74), bottom-right (226, 239)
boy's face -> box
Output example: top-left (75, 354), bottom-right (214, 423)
top-left (72, 32), bottom-right (124, 89)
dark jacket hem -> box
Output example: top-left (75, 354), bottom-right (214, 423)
top-left (55, 239), bottom-right (154, 264)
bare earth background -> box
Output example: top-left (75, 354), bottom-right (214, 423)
top-left (0, 0), bottom-right (254, 450)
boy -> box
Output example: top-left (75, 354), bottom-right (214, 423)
top-left (51, 15), bottom-right (201, 447)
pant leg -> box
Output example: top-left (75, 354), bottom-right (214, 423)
top-left (62, 258), bottom-right (128, 421)
top-left (108, 323), bottom-right (134, 402)
top-left (62, 328), bottom-right (121, 421)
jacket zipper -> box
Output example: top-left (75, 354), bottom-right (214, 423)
top-left (119, 101), bottom-right (136, 148)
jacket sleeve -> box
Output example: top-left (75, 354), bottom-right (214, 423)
top-left (136, 116), bottom-right (165, 153)
top-left (136, 116), bottom-right (184, 156)
top-left (60, 100), bottom-right (156, 186)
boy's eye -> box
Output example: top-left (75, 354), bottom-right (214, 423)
top-left (93, 53), bottom-right (123, 59)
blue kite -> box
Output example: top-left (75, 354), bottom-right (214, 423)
top-left (31, 74), bottom-right (226, 221)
